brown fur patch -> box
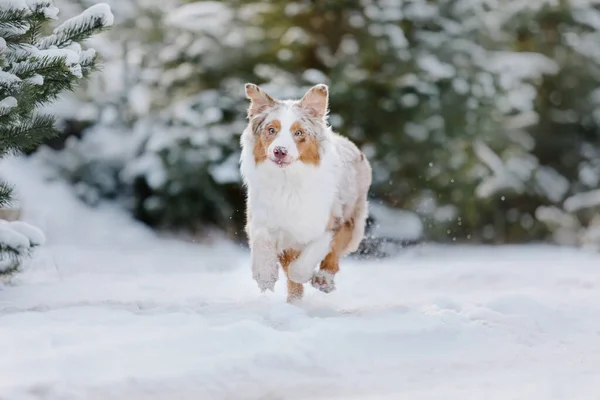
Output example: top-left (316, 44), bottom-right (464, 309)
top-left (319, 219), bottom-right (354, 276)
top-left (253, 119), bottom-right (281, 164)
top-left (290, 121), bottom-right (320, 166)
top-left (279, 249), bottom-right (303, 302)
top-left (316, 204), bottom-right (363, 288)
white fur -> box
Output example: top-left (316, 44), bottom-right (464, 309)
top-left (240, 93), bottom-right (371, 291)
top-left (287, 231), bottom-right (333, 283)
top-left (266, 106), bottom-right (300, 161)
top-left (249, 226), bottom-right (279, 292)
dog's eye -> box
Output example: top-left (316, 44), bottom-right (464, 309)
top-left (294, 130), bottom-right (303, 137)
top-left (268, 127), bottom-right (276, 134)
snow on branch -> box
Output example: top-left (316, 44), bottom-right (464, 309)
top-left (27, 0), bottom-right (59, 20)
top-left (37, 3), bottom-right (114, 49)
top-left (0, 4), bottom-right (30, 38)
top-left (0, 219), bottom-right (45, 274)
top-left (0, 95), bottom-right (17, 115)
top-left (564, 189), bottom-right (600, 213)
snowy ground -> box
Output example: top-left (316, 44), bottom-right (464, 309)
top-left (1, 156), bottom-right (600, 400)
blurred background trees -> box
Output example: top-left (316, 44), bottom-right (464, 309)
top-left (29, 0), bottom-right (600, 254)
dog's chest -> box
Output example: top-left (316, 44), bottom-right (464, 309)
top-left (250, 166), bottom-right (336, 246)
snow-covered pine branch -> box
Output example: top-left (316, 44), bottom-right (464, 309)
top-left (0, 183), bottom-right (11, 208)
top-left (37, 3), bottom-right (113, 50)
top-left (0, 0), bottom-right (112, 274)
top-left (0, 219), bottom-right (45, 275)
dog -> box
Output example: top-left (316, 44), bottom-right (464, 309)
top-left (239, 83), bottom-right (372, 302)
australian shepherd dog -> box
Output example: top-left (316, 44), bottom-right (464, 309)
top-left (239, 83), bottom-right (372, 302)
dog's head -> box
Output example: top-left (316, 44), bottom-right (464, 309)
top-left (244, 83), bottom-right (329, 168)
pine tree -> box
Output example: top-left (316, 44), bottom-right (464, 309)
top-left (0, 0), bottom-right (113, 274)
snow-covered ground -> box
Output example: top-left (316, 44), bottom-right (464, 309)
top-left (1, 156), bottom-right (600, 400)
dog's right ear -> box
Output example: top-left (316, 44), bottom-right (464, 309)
top-left (245, 83), bottom-right (275, 118)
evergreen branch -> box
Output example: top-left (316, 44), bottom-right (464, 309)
top-left (0, 2), bottom-right (111, 219)
top-left (37, 4), bottom-right (114, 50)
top-left (38, 19), bottom-right (110, 49)
top-left (0, 8), bottom-right (30, 40)
top-left (0, 245), bottom-right (29, 276)
top-left (10, 53), bottom-right (71, 78)
top-left (0, 182), bottom-right (13, 209)
top-left (3, 43), bottom-right (39, 64)
top-left (80, 51), bottom-right (100, 79)
top-left (0, 113), bottom-right (58, 154)
top-left (0, 254), bottom-right (22, 276)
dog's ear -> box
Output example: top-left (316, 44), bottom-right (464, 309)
top-left (245, 83), bottom-right (275, 118)
top-left (299, 84), bottom-right (329, 118)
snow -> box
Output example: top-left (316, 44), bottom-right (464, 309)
top-left (534, 166), bottom-right (570, 203)
top-left (0, 96), bottom-right (18, 110)
top-left (8, 220), bottom-right (45, 246)
top-left (368, 202), bottom-right (423, 241)
top-left (54, 2), bottom-right (114, 31)
top-left (2, 155), bottom-right (600, 398)
top-left (489, 52), bottom-right (559, 84)
top-left (579, 163), bottom-right (600, 187)
top-left (0, 0), bottom-right (30, 36)
top-left (0, 218), bottom-right (44, 273)
top-left (473, 140), bottom-right (526, 198)
top-left (0, 221), bottom-right (30, 251)
top-left (486, 51), bottom-right (559, 112)
top-left (580, 215), bottom-right (600, 252)
top-left (24, 74), bottom-right (43, 85)
top-left (209, 154), bottom-right (240, 184)
top-left (564, 189), bottom-right (600, 212)
top-left (164, 1), bottom-right (231, 32)
top-left (27, 0), bottom-right (59, 19)
top-left (572, 7), bottom-right (600, 30)
top-left (417, 54), bottom-right (456, 80)
top-left (37, 48), bottom-right (82, 78)
top-left (0, 70), bottom-right (22, 86)
top-left (0, 0), bottom-right (28, 11)
top-left (37, 3), bottom-right (114, 49)
top-left (78, 47), bottom-right (96, 66)
top-left (121, 153), bottom-right (166, 190)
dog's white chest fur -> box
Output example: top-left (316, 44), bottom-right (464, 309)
top-left (245, 158), bottom-right (338, 250)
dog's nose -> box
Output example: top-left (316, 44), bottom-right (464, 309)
top-left (273, 146), bottom-right (288, 159)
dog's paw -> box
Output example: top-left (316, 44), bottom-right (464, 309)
top-left (288, 259), bottom-right (317, 284)
top-left (251, 256), bottom-right (279, 292)
top-left (253, 265), bottom-right (278, 292)
top-left (311, 270), bottom-right (336, 293)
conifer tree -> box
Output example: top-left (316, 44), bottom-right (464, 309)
top-left (0, 0), bottom-right (112, 274)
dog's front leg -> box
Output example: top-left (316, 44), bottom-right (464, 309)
top-left (288, 232), bottom-right (333, 284)
top-left (249, 226), bottom-right (279, 292)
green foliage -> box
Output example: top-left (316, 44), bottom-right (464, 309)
top-left (0, 1), bottom-right (111, 202)
top-left (0, 182), bottom-right (12, 208)
top-left (143, 0), bottom-right (513, 243)
top-left (0, 0), bottom-right (112, 272)
top-left (43, 0), bottom-right (600, 251)
top-left (508, 4), bottom-right (600, 246)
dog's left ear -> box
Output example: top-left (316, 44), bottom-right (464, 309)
top-left (299, 84), bottom-right (329, 118)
